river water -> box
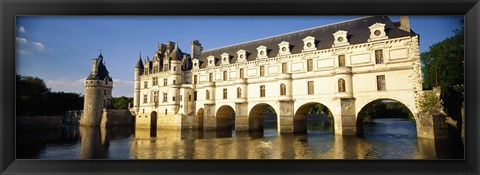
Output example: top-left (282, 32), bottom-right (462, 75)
top-left (16, 118), bottom-right (464, 159)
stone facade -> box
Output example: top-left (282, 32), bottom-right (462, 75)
top-left (132, 16), bottom-right (425, 136)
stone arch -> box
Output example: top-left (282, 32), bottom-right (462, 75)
top-left (294, 102), bottom-right (334, 133)
top-left (216, 105), bottom-right (235, 130)
top-left (150, 111), bottom-right (157, 129)
top-left (248, 103), bottom-right (277, 131)
top-left (356, 98), bottom-right (415, 135)
top-left (197, 108), bottom-right (204, 130)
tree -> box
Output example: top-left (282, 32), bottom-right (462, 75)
top-left (420, 19), bottom-right (464, 121)
top-left (111, 96), bottom-right (133, 109)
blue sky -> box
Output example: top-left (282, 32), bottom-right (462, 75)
top-left (16, 16), bottom-right (463, 97)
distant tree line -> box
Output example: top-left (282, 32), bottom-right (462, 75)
top-left (17, 75), bottom-right (134, 116)
top-left (420, 19), bottom-right (464, 122)
top-left (17, 75), bottom-right (84, 116)
top-left (363, 101), bottom-right (414, 122)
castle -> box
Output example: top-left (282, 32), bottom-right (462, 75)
top-left (131, 16), bottom-right (425, 136)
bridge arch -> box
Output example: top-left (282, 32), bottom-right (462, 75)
top-left (248, 103), bottom-right (278, 131)
top-left (197, 108), bottom-right (204, 130)
top-left (216, 105), bottom-right (236, 130)
top-left (294, 102), bottom-right (334, 133)
top-left (356, 98), bottom-right (415, 135)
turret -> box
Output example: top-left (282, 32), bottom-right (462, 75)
top-left (133, 54), bottom-right (144, 114)
top-left (81, 53), bottom-right (113, 127)
top-left (191, 40), bottom-right (203, 58)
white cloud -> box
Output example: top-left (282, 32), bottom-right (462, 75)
top-left (17, 26), bottom-right (27, 33)
top-left (16, 37), bottom-right (49, 55)
top-left (45, 78), bottom-right (134, 97)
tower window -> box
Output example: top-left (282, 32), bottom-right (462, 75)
top-left (239, 68), bottom-right (244, 79)
top-left (206, 90), bottom-right (210, 100)
top-left (308, 81), bottom-right (314, 95)
top-left (237, 87), bottom-right (242, 98)
top-left (144, 81), bottom-right (148, 88)
top-left (209, 73), bottom-right (213, 82)
top-left (260, 66), bottom-right (265, 77)
top-left (165, 109), bottom-right (167, 115)
top-left (172, 96), bottom-right (176, 102)
top-left (338, 79), bottom-right (346, 92)
top-left (194, 75), bottom-right (198, 84)
top-left (163, 93), bottom-right (167, 102)
top-left (173, 80), bottom-right (176, 84)
top-left (260, 85), bottom-right (265, 97)
top-left (194, 91), bottom-right (197, 101)
top-left (280, 83), bottom-right (286, 96)
top-left (153, 91), bottom-right (159, 103)
top-left (375, 49), bottom-right (384, 64)
top-left (143, 94), bottom-right (148, 104)
top-left (188, 95), bottom-right (192, 101)
top-left (223, 88), bottom-right (227, 99)
top-left (282, 63), bottom-right (287, 73)
top-left (338, 55), bottom-right (345, 67)
top-left (104, 90), bottom-right (107, 96)
top-left (153, 77), bottom-right (158, 86)
top-left (377, 75), bottom-right (386, 91)
top-left (223, 71), bottom-right (227, 81)
top-left (307, 59), bottom-right (313, 72)
top-left (163, 78), bottom-right (167, 86)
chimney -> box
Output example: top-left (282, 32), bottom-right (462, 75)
top-left (191, 40), bottom-right (203, 58)
top-left (399, 16), bottom-right (410, 32)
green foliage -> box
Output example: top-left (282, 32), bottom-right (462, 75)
top-left (112, 96), bottom-right (133, 109)
top-left (363, 100), bottom-right (414, 122)
top-left (420, 19), bottom-right (464, 120)
top-left (16, 75), bottom-right (84, 116)
top-left (307, 104), bottom-right (333, 117)
top-left (418, 91), bottom-right (444, 113)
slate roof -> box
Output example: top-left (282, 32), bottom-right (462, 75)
top-left (87, 54), bottom-right (113, 81)
top-left (197, 16), bottom-right (416, 68)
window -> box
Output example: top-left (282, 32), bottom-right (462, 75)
top-left (172, 96), bottom-right (176, 102)
top-left (223, 88), bottom-right (227, 99)
top-left (237, 87), bottom-right (242, 98)
top-left (103, 90), bottom-right (106, 96)
top-left (163, 64), bottom-right (168, 71)
top-left (280, 83), bottom-right (286, 96)
top-left (206, 90), bottom-right (210, 100)
top-left (307, 59), bottom-right (313, 72)
top-left (223, 71), bottom-right (227, 81)
top-left (173, 66), bottom-right (176, 71)
top-left (194, 75), bottom-right (198, 84)
top-left (209, 73), bottom-right (213, 82)
top-left (377, 75), bottom-right (386, 91)
top-left (282, 63), bottom-right (287, 73)
top-left (144, 68), bottom-right (149, 75)
top-left (260, 85), bottom-right (265, 97)
top-left (375, 49), bottom-right (384, 64)
top-left (153, 91), bottom-right (159, 103)
top-left (338, 79), bottom-right (346, 92)
top-left (260, 66), bottom-right (265, 77)
top-left (188, 95), bottom-right (192, 101)
top-left (163, 93), bottom-right (167, 102)
top-left (163, 78), bottom-right (167, 86)
top-left (239, 69), bottom-right (244, 79)
top-left (143, 94), bottom-right (148, 104)
top-left (173, 80), bottom-right (176, 84)
top-left (165, 109), bottom-right (167, 115)
top-left (144, 81), bottom-right (148, 88)
top-left (153, 65), bottom-right (158, 73)
top-left (338, 55), bottom-right (345, 67)
top-left (308, 81), bottom-right (314, 95)
top-left (194, 91), bottom-right (197, 101)
top-left (153, 77), bottom-right (158, 86)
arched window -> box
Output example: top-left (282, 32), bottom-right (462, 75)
top-left (280, 83), bottom-right (286, 96)
top-left (338, 78), bottom-right (346, 92)
top-left (237, 87), bottom-right (242, 98)
top-left (206, 90), bottom-right (210, 100)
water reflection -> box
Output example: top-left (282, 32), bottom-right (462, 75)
top-left (16, 118), bottom-right (464, 159)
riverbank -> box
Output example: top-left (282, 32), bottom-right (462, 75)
top-left (16, 115), bottom-right (63, 129)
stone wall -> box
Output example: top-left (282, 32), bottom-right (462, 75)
top-left (65, 109), bottom-right (133, 127)
top-left (17, 116), bottom-right (64, 129)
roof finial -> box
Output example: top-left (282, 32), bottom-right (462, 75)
top-left (139, 49), bottom-right (142, 58)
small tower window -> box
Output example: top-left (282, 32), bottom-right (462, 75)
top-left (209, 73), bottom-right (213, 82)
top-left (163, 93), bottom-right (167, 102)
top-left (338, 55), bottom-right (346, 67)
top-left (280, 83), bottom-right (286, 96)
top-left (143, 94), bottom-right (148, 104)
top-left (223, 88), bottom-right (227, 99)
top-left (163, 78), bottom-right (167, 86)
top-left (223, 71), bottom-right (227, 81)
top-left (282, 63), bottom-right (287, 73)
top-left (307, 59), bottom-right (313, 72)
top-left (260, 66), bottom-right (265, 77)
top-left (375, 49), bottom-right (384, 64)
top-left (377, 75), bottom-right (386, 91)
top-left (260, 85), bottom-right (266, 97)
top-left (144, 81), bottom-right (148, 88)
top-left (104, 90), bottom-right (107, 96)
top-left (338, 79), bottom-right (346, 92)
top-left (308, 81), bottom-right (314, 95)
top-left (239, 68), bottom-right (244, 79)
top-left (194, 91), bottom-right (197, 101)
top-left (206, 90), bottom-right (210, 100)
top-left (237, 87), bottom-right (242, 98)
top-left (194, 75), bottom-right (198, 84)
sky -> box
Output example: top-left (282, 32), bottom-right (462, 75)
top-left (16, 16), bottom-right (463, 97)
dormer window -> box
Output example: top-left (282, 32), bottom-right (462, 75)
top-left (332, 30), bottom-right (349, 47)
top-left (303, 36), bottom-right (316, 51)
top-left (192, 58), bottom-right (200, 69)
top-left (278, 41), bottom-right (291, 56)
top-left (237, 49), bottom-right (247, 62)
top-left (257, 45), bottom-right (268, 59)
top-left (368, 23), bottom-right (388, 41)
top-left (221, 53), bottom-right (230, 65)
top-left (207, 55), bottom-right (215, 67)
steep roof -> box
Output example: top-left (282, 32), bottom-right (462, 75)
top-left (87, 54), bottom-right (113, 81)
top-left (197, 16), bottom-right (416, 68)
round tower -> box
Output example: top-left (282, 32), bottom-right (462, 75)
top-left (81, 53), bottom-right (113, 126)
top-left (168, 44), bottom-right (183, 114)
top-left (133, 55), bottom-right (144, 115)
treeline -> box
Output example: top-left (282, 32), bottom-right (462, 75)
top-left (17, 75), bottom-right (84, 116)
top-left (363, 101), bottom-right (414, 121)
top-left (17, 75), bottom-right (134, 116)
top-left (420, 19), bottom-right (464, 121)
